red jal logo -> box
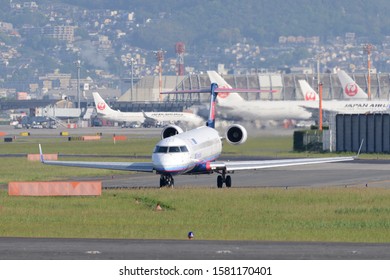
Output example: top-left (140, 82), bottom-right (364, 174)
top-left (305, 91), bottom-right (316, 101)
top-left (217, 85), bottom-right (230, 98)
top-left (97, 102), bottom-right (106, 110)
top-left (345, 83), bottom-right (358, 96)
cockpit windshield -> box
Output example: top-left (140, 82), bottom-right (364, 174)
top-left (154, 145), bottom-right (189, 153)
top-left (180, 146), bottom-right (188, 152)
top-left (154, 146), bottom-right (168, 153)
top-left (169, 146), bottom-right (180, 153)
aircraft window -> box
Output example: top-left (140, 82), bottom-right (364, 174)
top-left (180, 146), bottom-right (189, 152)
top-left (154, 146), bottom-right (168, 153)
top-left (168, 146), bottom-right (180, 153)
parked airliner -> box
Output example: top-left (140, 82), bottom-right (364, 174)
top-left (92, 92), bottom-right (204, 127)
top-left (39, 83), bottom-right (355, 188)
top-left (208, 71), bottom-right (390, 122)
top-left (208, 71), bottom-right (316, 121)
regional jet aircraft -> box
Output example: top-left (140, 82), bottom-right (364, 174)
top-left (92, 92), bottom-right (203, 127)
top-left (40, 83), bottom-right (355, 188)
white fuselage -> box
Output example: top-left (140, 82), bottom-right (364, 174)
top-left (98, 111), bottom-right (203, 126)
top-left (98, 111), bottom-right (144, 123)
top-left (219, 100), bottom-right (390, 121)
top-left (223, 100), bottom-right (312, 120)
top-left (152, 126), bottom-right (222, 175)
top-left (93, 91), bottom-right (204, 126)
top-left (305, 100), bottom-right (390, 115)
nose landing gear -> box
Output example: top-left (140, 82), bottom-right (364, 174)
top-left (160, 174), bottom-right (174, 188)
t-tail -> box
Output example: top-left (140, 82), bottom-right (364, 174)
top-left (161, 76), bottom-right (268, 128)
top-left (337, 70), bottom-right (368, 99)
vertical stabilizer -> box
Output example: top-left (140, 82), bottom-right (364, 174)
top-left (337, 70), bottom-right (368, 99)
top-left (207, 71), bottom-right (245, 106)
top-left (92, 92), bottom-right (116, 115)
top-left (298, 80), bottom-right (319, 101)
top-left (206, 83), bottom-right (218, 128)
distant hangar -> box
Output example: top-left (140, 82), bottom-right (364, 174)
top-left (115, 72), bottom-right (390, 112)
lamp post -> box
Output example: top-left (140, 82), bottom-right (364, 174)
top-left (364, 44), bottom-right (373, 100)
top-left (76, 60), bottom-right (81, 109)
top-left (316, 54), bottom-right (322, 131)
top-left (130, 58), bottom-right (134, 101)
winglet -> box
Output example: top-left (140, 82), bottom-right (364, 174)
top-left (356, 139), bottom-right (364, 158)
top-left (38, 144), bottom-right (45, 163)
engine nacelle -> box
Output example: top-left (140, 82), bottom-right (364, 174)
top-left (161, 125), bottom-right (184, 139)
top-left (225, 124), bottom-right (248, 145)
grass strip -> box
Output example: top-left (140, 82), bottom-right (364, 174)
top-left (0, 188), bottom-right (389, 242)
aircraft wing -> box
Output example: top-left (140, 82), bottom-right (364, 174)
top-left (209, 156), bottom-right (355, 172)
top-left (41, 160), bottom-right (154, 172)
top-left (142, 111), bottom-right (155, 121)
top-left (39, 144), bottom-right (154, 172)
top-left (300, 104), bottom-right (341, 115)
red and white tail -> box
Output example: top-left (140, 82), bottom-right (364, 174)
top-left (207, 71), bottom-right (245, 106)
top-left (92, 92), bottom-right (116, 115)
top-left (337, 70), bottom-right (368, 99)
top-left (298, 80), bottom-right (319, 101)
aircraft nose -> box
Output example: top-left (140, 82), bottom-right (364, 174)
top-left (153, 153), bottom-right (172, 171)
top-left (152, 153), bottom-right (190, 173)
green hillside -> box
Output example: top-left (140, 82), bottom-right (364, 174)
top-left (57, 0), bottom-right (390, 48)
top-left (2, 0), bottom-right (390, 50)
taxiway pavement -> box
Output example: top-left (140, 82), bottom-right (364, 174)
top-left (1, 237), bottom-right (389, 260)
top-left (97, 159), bottom-right (390, 189)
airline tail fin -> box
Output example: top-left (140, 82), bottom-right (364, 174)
top-left (298, 80), bottom-right (319, 101)
top-left (337, 70), bottom-right (368, 99)
top-left (207, 71), bottom-right (245, 106)
top-left (161, 79), bottom-right (266, 129)
top-left (92, 92), bottom-right (116, 115)
top-left (206, 83), bottom-right (219, 128)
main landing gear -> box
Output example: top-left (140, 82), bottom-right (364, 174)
top-left (160, 174), bottom-right (174, 188)
top-left (217, 170), bottom-right (232, 188)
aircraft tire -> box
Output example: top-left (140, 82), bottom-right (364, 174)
top-left (160, 174), bottom-right (174, 188)
top-left (169, 177), bottom-right (174, 188)
top-left (159, 177), bottom-right (165, 188)
top-left (226, 175), bottom-right (232, 188)
top-left (217, 175), bottom-right (223, 188)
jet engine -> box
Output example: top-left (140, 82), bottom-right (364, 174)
top-left (225, 124), bottom-right (247, 145)
top-left (161, 125), bottom-right (184, 139)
